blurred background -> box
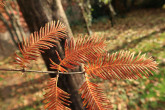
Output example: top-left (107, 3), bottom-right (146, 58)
top-left (0, 0), bottom-right (165, 110)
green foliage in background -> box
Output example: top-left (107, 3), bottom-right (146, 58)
top-left (99, 0), bottom-right (112, 4)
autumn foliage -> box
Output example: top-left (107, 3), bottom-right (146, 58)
top-left (14, 21), bottom-right (158, 110)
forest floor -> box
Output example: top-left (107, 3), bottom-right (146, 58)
top-left (0, 8), bottom-right (165, 110)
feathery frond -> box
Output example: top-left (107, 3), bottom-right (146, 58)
top-left (84, 51), bottom-right (158, 80)
top-left (14, 20), bottom-right (67, 68)
top-left (50, 35), bottom-right (106, 72)
top-left (44, 77), bottom-right (71, 110)
top-left (50, 58), bottom-right (68, 73)
top-left (79, 76), bottom-right (112, 110)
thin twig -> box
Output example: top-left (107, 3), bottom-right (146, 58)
top-left (0, 68), bottom-right (85, 74)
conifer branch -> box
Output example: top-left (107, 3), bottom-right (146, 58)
top-left (79, 75), bottom-right (112, 109)
top-left (44, 74), bottom-right (72, 110)
top-left (85, 51), bottom-right (158, 80)
top-left (14, 20), bottom-right (67, 68)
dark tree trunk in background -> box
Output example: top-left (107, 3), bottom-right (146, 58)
top-left (17, 0), bottom-right (85, 109)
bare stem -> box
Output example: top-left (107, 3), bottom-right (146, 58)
top-left (0, 68), bottom-right (85, 75)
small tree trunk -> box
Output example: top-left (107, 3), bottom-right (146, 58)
top-left (0, 1), bottom-right (26, 48)
top-left (78, 0), bottom-right (92, 35)
top-left (17, 0), bottom-right (85, 109)
top-left (0, 13), bottom-right (18, 47)
top-left (0, 39), bottom-right (4, 51)
top-left (108, 1), bottom-right (116, 27)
